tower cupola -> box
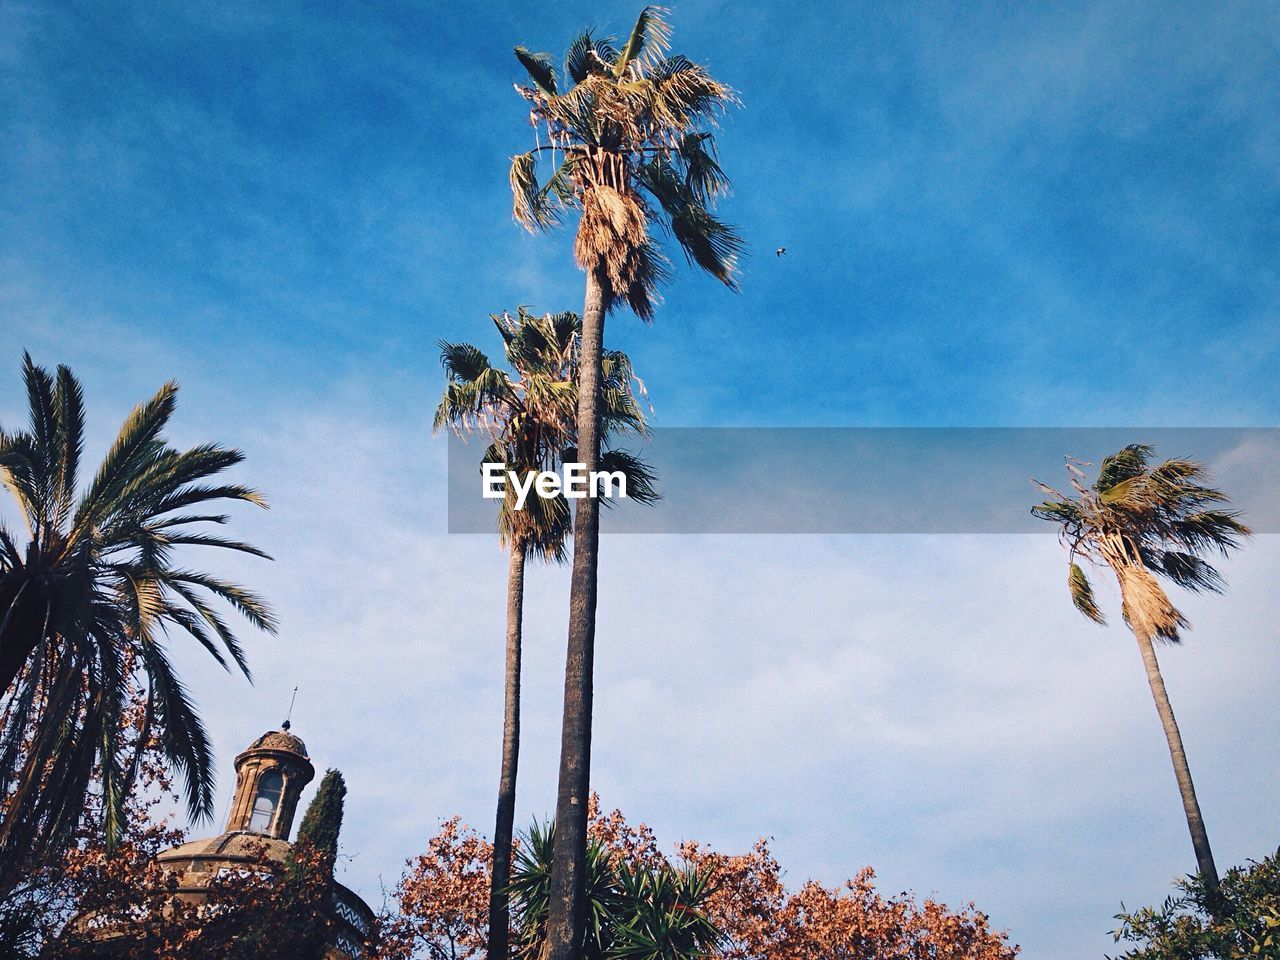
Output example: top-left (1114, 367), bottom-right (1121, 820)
top-left (224, 723), bottom-right (315, 839)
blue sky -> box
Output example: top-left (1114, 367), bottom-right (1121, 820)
top-left (2, 1), bottom-right (1278, 956)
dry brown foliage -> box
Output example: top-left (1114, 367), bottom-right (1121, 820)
top-left (375, 796), bottom-right (1018, 960)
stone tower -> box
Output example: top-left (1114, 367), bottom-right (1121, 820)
top-left (72, 723), bottom-right (372, 958)
top-left (223, 722), bottom-right (315, 839)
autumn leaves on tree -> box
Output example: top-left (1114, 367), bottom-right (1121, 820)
top-left (378, 799), bottom-right (1017, 960)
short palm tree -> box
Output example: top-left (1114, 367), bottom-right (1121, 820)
top-left (1033, 444), bottom-right (1250, 894)
top-left (508, 10), bottom-right (740, 956)
top-left (434, 310), bottom-right (656, 960)
top-left (0, 355), bottom-right (274, 895)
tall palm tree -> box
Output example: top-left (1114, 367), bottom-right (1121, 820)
top-left (1033, 444), bottom-right (1250, 895)
top-left (0, 355), bottom-right (274, 896)
top-left (434, 309), bottom-right (657, 960)
top-left (507, 10), bottom-right (740, 957)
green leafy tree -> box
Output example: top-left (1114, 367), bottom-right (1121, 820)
top-left (0, 355), bottom-right (274, 896)
top-left (434, 310), bottom-right (657, 960)
top-left (1033, 444), bottom-right (1250, 895)
top-left (1111, 848), bottom-right (1280, 959)
top-left (507, 10), bottom-right (741, 957)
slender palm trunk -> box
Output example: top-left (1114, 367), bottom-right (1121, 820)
top-left (543, 266), bottom-right (608, 960)
top-left (1134, 628), bottom-right (1220, 894)
top-left (488, 541), bottom-right (527, 960)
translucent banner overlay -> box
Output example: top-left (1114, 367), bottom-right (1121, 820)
top-left (447, 428), bottom-right (1280, 534)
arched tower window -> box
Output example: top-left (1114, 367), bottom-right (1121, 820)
top-left (248, 770), bottom-right (284, 833)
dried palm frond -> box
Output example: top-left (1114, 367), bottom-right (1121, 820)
top-left (1117, 562), bottom-right (1188, 643)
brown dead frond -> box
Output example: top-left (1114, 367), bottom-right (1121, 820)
top-left (574, 184), bottom-right (649, 296)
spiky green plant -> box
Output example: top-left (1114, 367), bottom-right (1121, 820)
top-left (0, 354), bottom-right (274, 895)
top-left (434, 309), bottom-right (656, 960)
top-left (510, 820), bottom-right (622, 960)
top-left (609, 862), bottom-right (721, 960)
top-left (508, 10), bottom-right (739, 957)
top-left (1033, 444), bottom-right (1250, 895)
top-left (510, 819), bottom-right (719, 960)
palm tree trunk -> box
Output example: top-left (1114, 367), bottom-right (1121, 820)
top-left (543, 266), bottom-right (608, 960)
top-left (1134, 628), bottom-right (1220, 893)
top-left (488, 541), bottom-right (527, 960)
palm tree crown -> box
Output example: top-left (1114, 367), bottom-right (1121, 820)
top-left (509, 6), bottom-right (742, 319)
top-left (434, 308), bottom-right (657, 554)
top-left (0, 355), bottom-right (274, 881)
top-left (1033, 444), bottom-right (1250, 640)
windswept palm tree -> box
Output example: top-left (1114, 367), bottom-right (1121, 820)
top-left (0, 355), bottom-right (274, 896)
top-left (507, 10), bottom-right (740, 956)
top-left (1033, 444), bottom-right (1250, 895)
top-left (434, 309), bottom-right (656, 960)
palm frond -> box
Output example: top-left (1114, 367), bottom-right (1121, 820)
top-left (165, 570), bottom-right (277, 634)
top-left (614, 6), bottom-right (671, 77)
top-left (598, 448), bottom-right (660, 506)
top-left (155, 531), bottom-right (272, 560)
top-left (669, 203), bottom-right (743, 289)
top-left (148, 482), bottom-right (267, 515)
top-left (1170, 509), bottom-right (1250, 555)
top-left (1151, 551), bottom-right (1226, 594)
top-left (612, 240), bottom-right (670, 322)
top-left (138, 640), bottom-right (217, 821)
top-left (52, 364), bottom-right (85, 527)
top-left (21, 353), bottom-right (58, 525)
top-left (1031, 499), bottom-right (1082, 526)
top-left (166, 579), bottom-right (251, 679)
top-left (439, 341), bottom-right (493, 384)
top-left (79, 381), bottom-right (179, 525)
top-left (510, 152), bottom-right (559, 232)
top-left (649, 55), bottom-right (736, 125)
top-left (1068, 562), bottom-right (1106, 624)
top-left (514, 46), bottom-right (558, 96)
top-left (1095, 444), bottom-right (1153, 494)
top-left (564, 30), bottom-right (598, 85)
top-left (676, 132), bottom-right (730, 204)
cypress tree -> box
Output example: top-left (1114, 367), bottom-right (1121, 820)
top-left (291, 768), bottom-right (346, 875)
top-left (260, 768), bottom-right (347, 960)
